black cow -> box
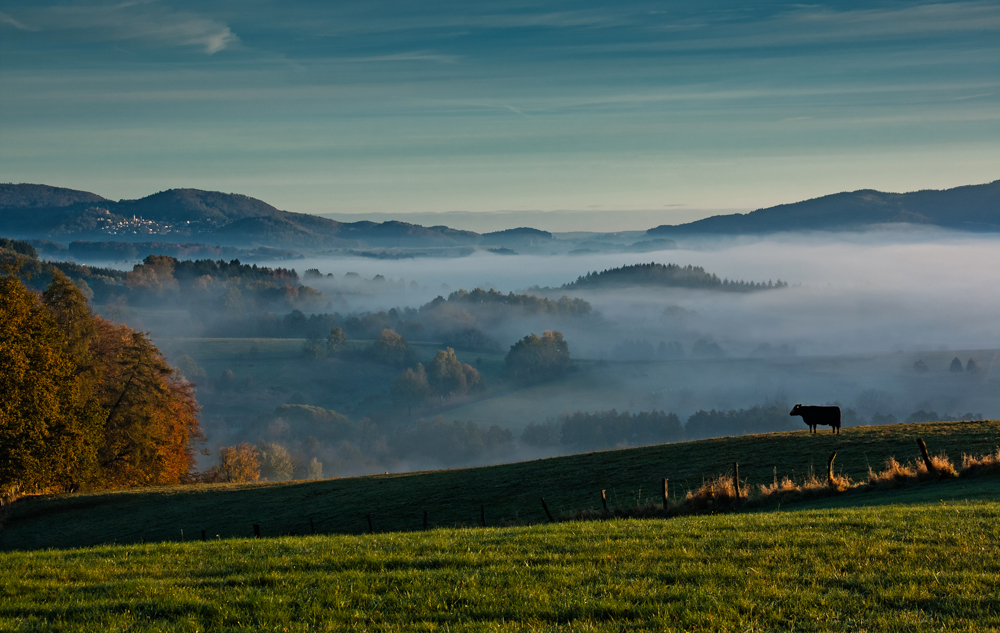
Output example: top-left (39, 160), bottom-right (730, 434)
top-left (790, 404), bottom-right (841, 434)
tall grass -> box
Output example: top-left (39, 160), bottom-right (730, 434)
top-left (572, 446), bottom-right (990, 522)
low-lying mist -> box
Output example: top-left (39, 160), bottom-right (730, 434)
top-left (80, 228), bottom-right (1000, 478)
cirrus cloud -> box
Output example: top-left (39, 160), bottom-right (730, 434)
top-left (3, 1), bottom-right (238, 54)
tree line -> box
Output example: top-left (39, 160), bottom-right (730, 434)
top-left (563, 262), bottom-right (788, 292)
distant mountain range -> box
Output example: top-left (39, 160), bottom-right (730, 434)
top-left (647, 180), bottom-right (1000, 236)
top-left (3, 180), bottom-right (998, 253)
top-left (0, 184), bottom-right (553, 249)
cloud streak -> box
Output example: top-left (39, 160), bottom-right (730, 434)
top-left (7, 1), bottom-right (238, 54)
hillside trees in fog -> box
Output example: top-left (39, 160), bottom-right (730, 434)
top-left (685, 403), bottom-right (795, 438)
top-left (563, 262), bottom-right (787, 292)
top-left (0, 270), bottom-right (203, 500)
top-left (505, 330), bottom-right (572, 384)
top-left (521, 409), bottom-right (683, 452)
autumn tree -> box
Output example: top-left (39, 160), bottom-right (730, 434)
top-left (0, 274), bottom-right (102, 499)
top-left (504, 330), bottom-right (571, 384)
top-left (428, 347), bottom-right (467, 396)
top-left (88, 318), bottom-right (203, 488)
top-left (0, 272), bottom-right (204, 498)
top-left (218, 443), bottom-right (260, 483)
top-left (257, 442), bottom-right (294, 481)
top-left (391, 363), bottom-right (431, 414)
top-left (326, 327), bottom-right (347, 355)
top-left (369, 328), bottom-right (410, 366)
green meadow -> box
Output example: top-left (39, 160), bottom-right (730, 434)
top-left (2, 493), bottom-right (999, 631)
top-left (2, 421), bottom-right (999, 631)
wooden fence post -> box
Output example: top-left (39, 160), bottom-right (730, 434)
top-left (601, 489), bottom-right (609, 514)
top-left (423, 510), bottom-right (428, 531)
top-left (480, 504), bottom-right (486, 527)
top-left (827, 451), bottom-right (838, 486)
top-left (662, 479), bottom-right (669, 508)
top-left (201, 530), bottom-right (206, 542)
top-left (366, 514), bottom-right (374, 534)
top-left (733, 463), bottom-right (741, 498)
top-left (540, 497), bottom-right (555, 523)
top-left (309, 517), bottom-right (315, 534)
top-left (253, 524), bottom-right (260, 538)
top-left (917, 438), bottom-right (935, 475)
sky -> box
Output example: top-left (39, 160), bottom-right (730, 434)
top-left (1, 0), bottom-right (998, 228)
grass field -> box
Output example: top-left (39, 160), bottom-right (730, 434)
top-left (1, 493), bottom-right (998, 631)
top-left (3, 420), bottom-right (998, 551)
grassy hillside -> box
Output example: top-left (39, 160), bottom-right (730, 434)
top-left (3, 421), bottom-right (998, 551)
top-left (1, 496), bottom-right (999, 631)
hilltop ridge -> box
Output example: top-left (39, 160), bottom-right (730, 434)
top-left (648, 179), bottom-right (1000, 235)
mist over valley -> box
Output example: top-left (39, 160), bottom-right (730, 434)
top-left (7, 185), bottom-right (1000, 480)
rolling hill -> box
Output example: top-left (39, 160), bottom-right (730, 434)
top-left (0, 184), bottom-right (483, 248)
top-left (647, 179), bottom-right (1000, 236)
top-left (2, 420), bottom-right (996, 551)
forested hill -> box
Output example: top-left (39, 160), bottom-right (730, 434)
top-left (0, 184), bottom-right (485, 248)
top-left (647, 180), bottom-right (1000, 236)
top-left (563, 263), bottom-right (787, 292)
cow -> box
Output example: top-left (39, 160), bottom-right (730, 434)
top-left (790, 404), bottom-right (841, 434)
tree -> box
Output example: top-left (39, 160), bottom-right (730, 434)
top-left (218, 442), bottom-right (260, 483)
top-left (302, 331), bottom-right (325, 359)
top-left (0, 275), bottom-right (101, 499)
top-left (391, 363), bottom-right (431, 414)
top-left (257, 442), bottom-right (294, 481)
top-left (427, 347), bottom-right (466, 396)
top-left (950, 357), bottom-right (964, 373)
top-left (462, 363), bottom-right (481, 391)
top-left (504, 330), bottom-right (571, 384)
top-left (326, 327), bottom-right (347, 355)
top-left (369, 328), bottom-right (409, 366)
top-left (88, 318), bottom-right (203, 488)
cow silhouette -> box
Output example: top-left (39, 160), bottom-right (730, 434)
top-left (790, 404), bottom-right (841, 434)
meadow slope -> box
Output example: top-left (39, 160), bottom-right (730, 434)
top-left (2, 421), bottom-right (998, 551)
top-left (1, 497), bottom-right (999, 631)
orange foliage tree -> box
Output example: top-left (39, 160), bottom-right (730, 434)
top-left (0, 271), bottom-right (203, 498)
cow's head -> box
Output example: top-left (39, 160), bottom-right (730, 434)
top-left (790, 404), bottom-right (802, 416)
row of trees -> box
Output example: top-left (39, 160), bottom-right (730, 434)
top-left (1, 270), bottom-right (203, 500)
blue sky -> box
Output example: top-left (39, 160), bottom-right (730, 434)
top-left (1, 1), bottom-right (998, 224)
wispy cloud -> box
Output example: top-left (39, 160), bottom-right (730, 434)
top-left (9, 1), bottom-right (238, 54)
top-left (0, 10), bottom-right (33, 30)
top-left (347, 51), bottom-right (460, 64)
top-left (644, 1), bottom-right (1000, 50)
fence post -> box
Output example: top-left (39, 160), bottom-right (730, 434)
top-left (917, 438), bottom-right (935, 475)
top-left (253, 524), bottom-right (260, 538)
top-left (309, 517), bottom-right (315, 534)
top-left (733, 463), bottom-right (741, 498)
top-left (423, 510), bottom-right (428, 531)
top-left (662, 479), bottom-right (669, 509)
top-left (827, 451), bottom-right (838, 486)
top-left (201, 530), bottom-right (206, 542)
top-left (366, 514), bottom-right (374, 534)
top-left (540, 497), bottom-right (555, 523)
top-left (601, 489), bottom-right (609, 514)
top-left (480, 504), bottom-right (486, 527)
